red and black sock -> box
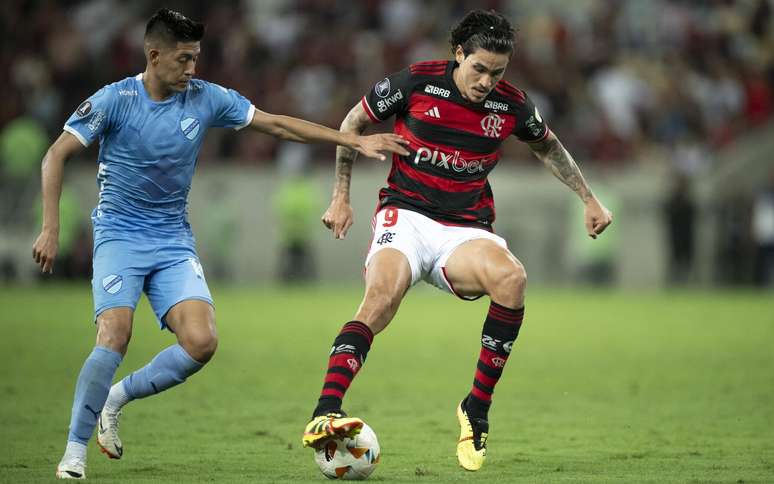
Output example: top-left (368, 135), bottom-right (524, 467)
top-left (466, 302), bottom-right (524, 420)
top-left (313, 321), bottom-right (374, 417)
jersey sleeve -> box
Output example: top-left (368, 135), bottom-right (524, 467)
top-left (205, 82), bottom-right (256, 130)
top-left (512, 93), bottom-right (549, 142)
top-left (63, 86), bottom-right (116, 147)
top-left (361, 68), bottom-right (412, 122)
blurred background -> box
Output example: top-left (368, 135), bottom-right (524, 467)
top-left (1, 0), bottom-right (773, 289)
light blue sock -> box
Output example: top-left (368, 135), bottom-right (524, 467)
top-left (67, 346), bottom-right (123, 444)
top-left (121, 344), bottom-right (203, 400)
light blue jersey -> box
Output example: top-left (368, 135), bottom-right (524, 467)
top-left (64, 75), bottom-right (255, 325)
top-left (64, 74), bottom-right (255, 241)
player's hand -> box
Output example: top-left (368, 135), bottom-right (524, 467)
top-left (322, 198), bottom-right (354, 239)
top-left (355, 133), bottom-right (409, 161)
top-left (584, 197), bottom-right (613, 239)
top-left (32, 228), bottom-right (59, 273)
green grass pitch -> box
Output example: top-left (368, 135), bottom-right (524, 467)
top-left (1, 285), bottom-right (772, 483)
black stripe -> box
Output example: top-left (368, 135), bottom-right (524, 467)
top-left (404, 115), bottom-right (502, 154)
top-left (328, 366), bottom-right (354, 379)
top-left (473, 379), bottom-right (494, 395)
top-left (477, 360), bottom-right (502, 378)
top-left (323, 382), bottom-right (347, 392)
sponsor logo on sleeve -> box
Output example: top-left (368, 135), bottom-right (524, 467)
top-left (76, 100), bottom-right (92, 117)
top-left (87, 111), bottom-right (106, 132)
top-left (375, 78), bottom-right (391, 98)
top-left (525, 109), bottom-right (544, 138)
top-left (118, 89), bottom-right (137, 96)
top-left (376, 90), bottom-right (403, 113)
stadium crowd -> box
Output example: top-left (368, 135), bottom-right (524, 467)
top-left (1, 0), bottom-right (772, 171)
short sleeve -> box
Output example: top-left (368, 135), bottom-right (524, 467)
top-left (63, 86), bottom-right (115, 147)
top-left (361, 68), bottom-right (412, 122)
top-left (206, 82), bottom-right (256, 130)
top-left (512, 93), bottom-right (549, 142)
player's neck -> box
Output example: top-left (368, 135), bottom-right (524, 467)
top-left (141, 72), bottom-right (175, 102)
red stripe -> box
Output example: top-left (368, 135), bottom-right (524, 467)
top-left (406, 93), bottom-right (516, 140)
top-left (394, 118), bottom-right (500, 164)
top-left (361, 96), bottom-right (379, 123)
top-left (475, 368), bottom-right (498, 388)
top-left (342, 324), bottom-right (373, 344)
top-left (410, 67), bottom-right (446, 74)
top-left (322, 388), bottom-right (344, 398)
top-left (324, 372), bottom-right (353, 388)
top-left (494, 84), bottom-right (525, 103)
top-left (411, 60), bottom-right (447, 68)
top-left (478, 348), bottom-right (506, 369)
top-left (470, 386), bottom-right (491, 402)
top-left (328, 353), bottom-right (360, 372)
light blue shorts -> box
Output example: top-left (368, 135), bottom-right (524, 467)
top-left (92, 238), bottom-right (213, 329)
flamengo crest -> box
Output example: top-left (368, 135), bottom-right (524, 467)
top-left (481, 113), bottom-right (504, 138)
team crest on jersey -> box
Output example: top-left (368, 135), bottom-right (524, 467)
top-left (102, 274), bottom-right (123, 295)
top-left (180, 117), bottom-right (200, 140)
top-left (76, 100), bottom-right (92, 117)
top-left (481, 113), bottom-right (504, 138)
top-left (375, 78), bottom-right (391, 98)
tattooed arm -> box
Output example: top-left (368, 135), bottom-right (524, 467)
top-left (321, 102), bottom-right (382, 239)
top-left (529, 131), bottom-right (613, 238)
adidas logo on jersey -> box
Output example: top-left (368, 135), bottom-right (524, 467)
top-left (424, 106), bottom-right (440, 118)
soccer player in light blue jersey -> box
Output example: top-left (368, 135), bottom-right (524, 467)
top-left (31, 9), bottom-right (408, 480)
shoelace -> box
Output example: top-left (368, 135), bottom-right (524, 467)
top-left (106, 409), bottom-right (121, 432)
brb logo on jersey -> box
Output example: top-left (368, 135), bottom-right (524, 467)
top-left (180, 117), bottom-right (200, 140)
top-left (481, 113), bottom-right (504, 138)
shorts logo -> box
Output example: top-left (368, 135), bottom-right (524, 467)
top-left (481, 113), bottom-right (504, 138)
top-left (102, 274), bottom-right (123, 294)
top-left (180, 117), bottom-right (200, 140)
top-left (375, 78), bottom-right (391, 98)
top-left (376, 231), bottom-right (395, 245)
top-left (76, 101), bottom-right (92, 117)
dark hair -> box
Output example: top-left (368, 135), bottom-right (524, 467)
top-left (449, 10), bottom-right (515, 56)
top-left (145, 8), bottom-right (205, 45)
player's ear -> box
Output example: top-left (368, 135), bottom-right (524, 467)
top-left (454, 45), bottom-right (466, 64)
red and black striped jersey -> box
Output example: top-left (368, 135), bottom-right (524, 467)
top-left (361, 60), bottom-right (549, 230)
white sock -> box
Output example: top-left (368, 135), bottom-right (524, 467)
top-left (63, 441), bottom-right (87, 462)
top-left (104, 380), bottom-right (131, 410)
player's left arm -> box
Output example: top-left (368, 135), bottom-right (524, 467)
top-left (528, 131), bottom-right (613, 239)
top-left (247, 109), bottom-right (408, 161)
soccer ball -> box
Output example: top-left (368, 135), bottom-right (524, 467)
top-left (314, 423), bottom-right (380, 480)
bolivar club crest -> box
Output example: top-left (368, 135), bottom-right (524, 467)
top-left (481, 113), bottom-right (504, 138)
top-left (180, 117), bottom-right (200, 140)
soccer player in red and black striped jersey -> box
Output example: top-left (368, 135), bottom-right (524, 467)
top-left (302, 9), bottom-right (613, 471)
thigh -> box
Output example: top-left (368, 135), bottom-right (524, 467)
top-left (440, 238), bottom-right (520, 299)
top-left (355, 248), bottom-right (413, 334)
top-left (92, 239), bottom-right (147, 320)
top-left (145, 248), bottom-right (213, 329)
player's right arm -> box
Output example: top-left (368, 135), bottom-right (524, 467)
top-left (322, 102), bottom-right (375, 239)
top-left (32, 132), bottom-right (85, 273)
top-left (322, 69), bottom-right (412, 239)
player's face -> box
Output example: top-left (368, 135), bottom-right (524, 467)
top-left (155, 41), bottom-right (201, 92)
top-left (454, 46), bottom-right (509, 103)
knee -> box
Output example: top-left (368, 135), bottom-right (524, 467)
top-left (486, 259), bottom-right (527, 306)
top-left (183, 327), bottom-right (218, 364)
top-left (96, 313), bottom-right (132, 355)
